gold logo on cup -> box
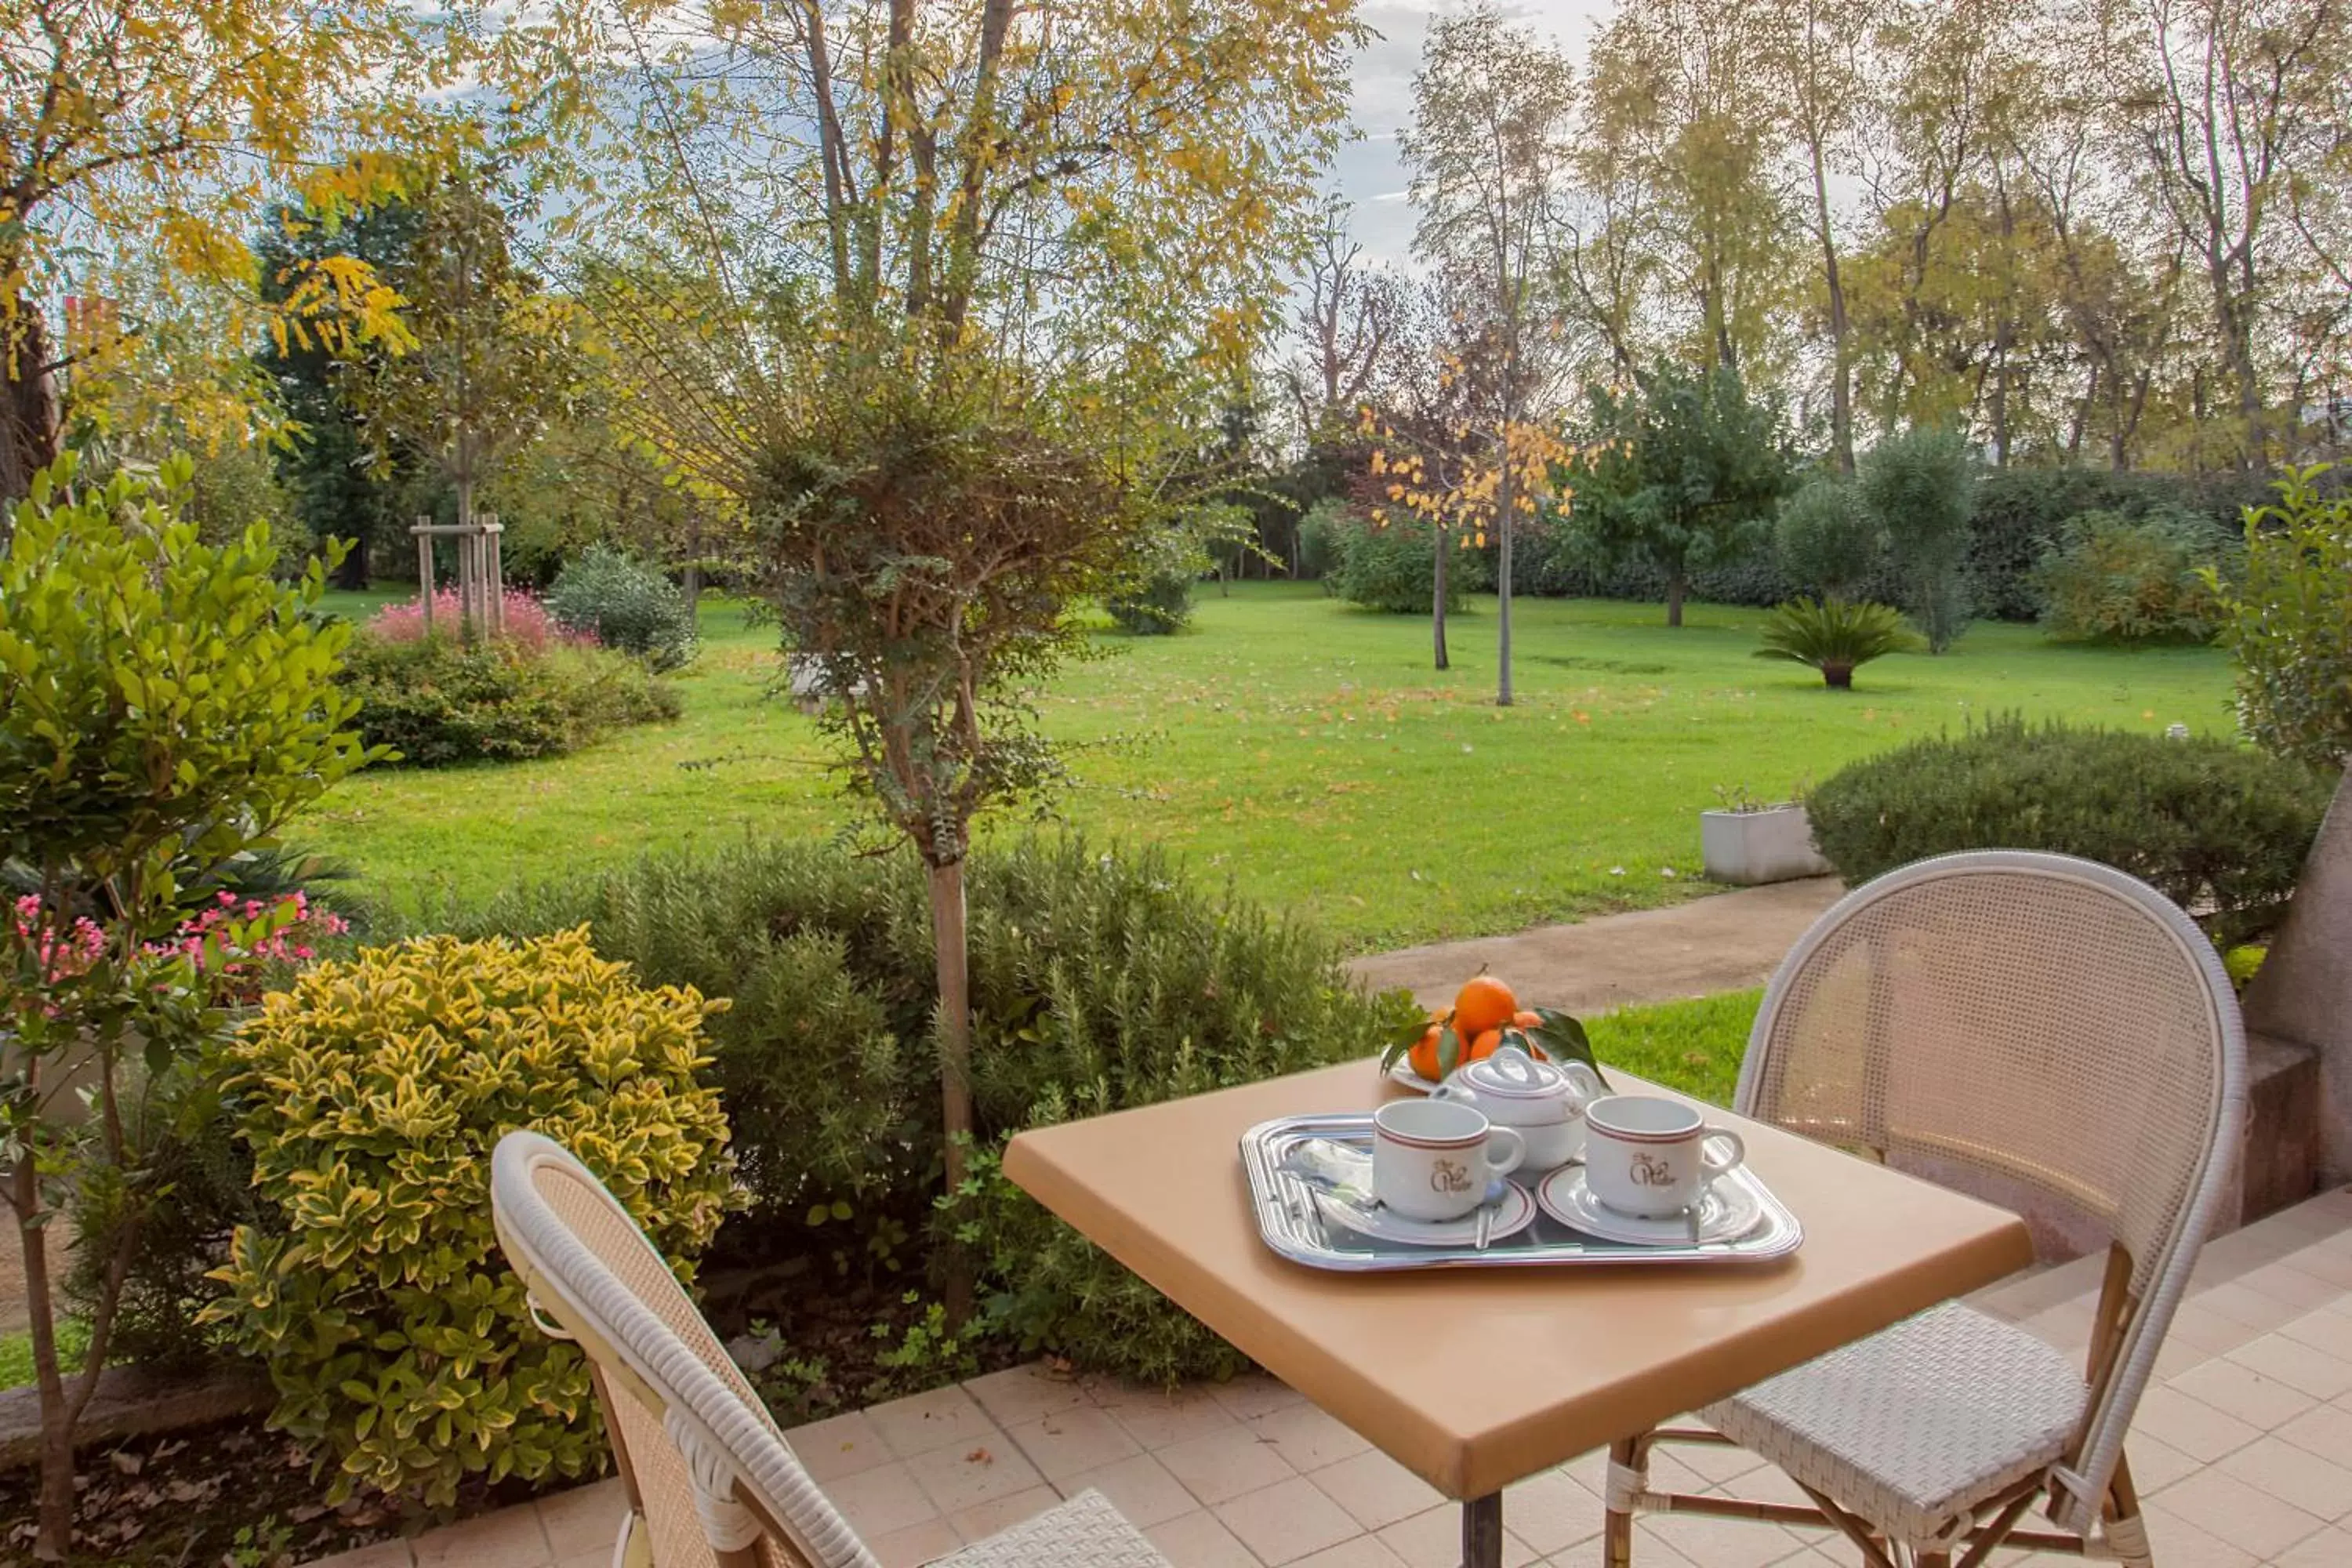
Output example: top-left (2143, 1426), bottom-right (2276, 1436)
top-left (1631, 1152), bottom-right (1675, 1187)
top-left (1429, 1157), bottom-right (1473, 1195)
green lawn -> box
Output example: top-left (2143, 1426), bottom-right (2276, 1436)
top-left (308, 582), bottom-right (2234, 951)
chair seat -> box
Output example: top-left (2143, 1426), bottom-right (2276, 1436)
top-left (1700, 1302), bottom-right (2088, 1548)
top-left (931, 1487), bottom-right (1171, 1567)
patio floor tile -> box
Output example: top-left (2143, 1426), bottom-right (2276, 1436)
top-left (1500, 1468), bottom-right (1604, 1554)
top-left (2214, 1433), bottom-right (2352, 1523)
top-left (1210, 1372), bottom-right (1309, 1423)
top-left (2132, 1385), bottom-right (2265, 1461)
top-left (948, 1480), bottom-right (1062, 1541)
top-left (825, 1458), bottom-right (942, 1538)
top-left (2224, 1330), bottom-right (2352, 1402)
top-left (1537, 1528), bottom-right (1704, 1568)
top-left (2278, 1305), bottom-right (2352, 1362)
top-left (1214, 1473), bottom-right (1364, 1564)
top-left (2274, 1397), bottom-right (2352, 1461)
top-left (906, 1433), bottom-right (1046, 1515)
top-left (1157, 1419), bottom-right (1296, 1505)
top-left (2139, 1500), bottom-right (2266, 1567)
top-left (532, 1476), bottom-right (626, 1559)
top-left (1247, 1401), bottom-right (1373, 1472)
top-left (1059, 1452), bottom-right (1205, 1529)
top-left (2167, 1357), bottom-right (2320, 1431)
top-left (410, 1502), bottom-right (551, 1568)
top-left (1003, 1402), bottom-right (1145, 1482)
top-left (1287, 1536), bottom-right (1412, 1567)
top-left (1374, 1503), bottom-right (1540, 1567)
top-left (1099, 1381), bottom-right (1244, 1449)
top-left (2148, 1465), bottom-right (2331, 1560)
top-left (866, 1383), bottom-right (1000, 1460)
top-left (1308, 1444), bottom-right (1446, 1531)
top-left (962, 1361), bottom-right (1093, 1426)
top-left (1149, 1507), bottom-right (1265, 1566)
top-left (786, 1406), bottom-right (899, 1481)
top-left (868, 1515), bottom-right (963, 1568)
top-left (1641, 1509), bottom-right (1813, 1568)
top-left (2270, 1524), bottom-right (2352, 1566)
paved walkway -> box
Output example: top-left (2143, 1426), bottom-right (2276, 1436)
top-left (306, 1187), bottom-right (2352, 1568)
top-left (1347, 879), bottom-right (1843, 1014)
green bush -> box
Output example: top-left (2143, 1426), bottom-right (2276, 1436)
top-left (1330, 513), bottom-right (1487, 614)
top-left (2033, 506), bottom-right (2237, 643)
top-left (1805, 717), bottom-right (2332, 944)
top-left (1859, 426), bottom-right (1976, 652)
top-left (459, 836), bottom-right (1409, 1381)
top-left (1775, 477), bottom-right (1884, 601)
top-left (1106, 526), bottom-right (1200, 635)
top-left (2209, 466), bottom-right (2352, 768)
top-left (1295, 497), bottom-right (1350, 586)
top-left (1755, 598), bottom-right (1921, 689)
top-left (204, 930), bottom-right (735, 1505)
top-left (1968, 466), bottom-right (2271, 622)
top-left (547, 544), bottom-right (701, 671)
top-left (340, 632), bottom-right (681, 766)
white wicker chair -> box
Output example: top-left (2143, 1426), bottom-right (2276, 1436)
top-left (491, 1130), bottom-right (1171, 1568)
top-left (1603, 851), bottom-right (2246, 1568)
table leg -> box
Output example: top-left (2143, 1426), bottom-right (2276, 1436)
top-left (1461, 1492), bottom-right (1504, 1568)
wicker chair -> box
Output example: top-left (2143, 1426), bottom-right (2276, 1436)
top-left (490, 1130), bottom-right (1171, 1568)
top-left (1603, 851), bottom-right (2246, 1568)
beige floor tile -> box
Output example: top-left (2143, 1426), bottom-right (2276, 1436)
top-left (2121, 1431), bottom-right (2202, 1494)
top-left (1062, 1452), bottom-right (1205, 1529)
top-left (2136, 1501), bottom-right (2267, 1568)
top-left (787, 1406), bottom-right (900, 1481)
top-left (2275, 1398), bottom-right (2352, 1462)
top-left (553, 1552), bottom-right (611, 1568)
top-left (1211, 1373), bottom-right (1309, 1424)
top-left (1248, 1403), bottom-right (1372, 1473)
top-left (2278, 1247), bottom-right (2352, 1291)
top-left (868, 1516), bottom-right (964, 1568)
top-left (2216, 1434), bottom-right (2352, 1523)
top-left (1501, 1468), bottom-right (1605, 1555)
top-left (1308, 1446), bottom-right (1446, 1532)
top-left (1101, 1382), bottom-right (1244, 1449)
top-left (299, 1542), bottom-right (413, 1568)
top-left (2279, 1308), bottom-right (2352, 1363)
top-left (2169, 1358), bottom-right (2321, 1431)
top-left (867, 1384), bottom-right (1000, 1460)
top-left (534, 1478), bottom-right (629, 1560)
top-left (2198, 1283), bottom-right (2313, 1335)
top-left (1004, 1403), bottom-right (1145, 1483)
top-left (1216, 1474), bottom-right (1365, 1565)
top-left (1537, 1526), bottom-right (1703, 1568)
top-left (2227, 1333), bottom-right (2352, 1403)
top-left (411, 1504), bottom-right (552, 1568)
top-left (1149, 1508), bottom-right (1266, 1567)
top-left (2165, 1303), bottom-right (2270, 1359)
top-left (1159, 1421), bottom-right (1296, 1506)
top-left (2270, 1524), bottom-right (2352, 1566)
top-left (827, 1459), bottom-right (943, 1539)
top-left (2017, 1305), bottom-right (2094, 1356)
top-left (1641, 1509), bottom-right (1812, 1568)
top-left (2234, 1262), bottom-right (2350, 1313)
top-left (1374, 1504), bottom-right (1539, 1568)
top-left (907, 1436), bottom-right (1047, 1515)
top-left (963, 1362), bottom-right (1093, 1427)
top-left (1287, 1537), bottom-right (1410, 1568)
top-left (1668, 1437), bottom-right (1767, 1488)
top-left (2154, 1333), bottom-right (2218, 1384)
top-left (2135, 1385), bottom-right (2266, 1461)
top-left (949, 1482), bottom-right (1063, 1542)
top-left (2148, 1467), bottom-right (2329, 1560)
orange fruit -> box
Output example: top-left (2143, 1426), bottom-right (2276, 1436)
top-left (1407, 1024), bottom-right (1446, 1080)
top-left (1511, 1010), bottom-right (1543, 1029)
top-left (1453, 974), bottom-right (1519, 1040)
top-left (1464, 1027), bottom-right (1504, 1062)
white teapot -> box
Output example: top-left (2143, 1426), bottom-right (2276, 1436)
top-left (1431, 1046), bottom-right (1606, 1172)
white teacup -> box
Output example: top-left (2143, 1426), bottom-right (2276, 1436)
top-left (1581, 1095), bottom-right (1746, 1219)
top-left (1372, 1098), bottom-right (1526, 1222)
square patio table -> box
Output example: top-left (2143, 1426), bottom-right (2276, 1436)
top-left (1003, 1058), bottom-right (2034, 1568)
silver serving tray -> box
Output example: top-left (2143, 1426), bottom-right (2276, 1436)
top-left (1240, 1111), bottom-right (1804, 1272)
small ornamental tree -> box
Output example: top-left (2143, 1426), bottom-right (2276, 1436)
top-left (2208, 465), bottom-right (2352, 768)
top-left (0, 455), bottom-right (376, 1559)
top-left (1573, 361), bottom-right (1792, 626)
top-left (1858, 424), bottom-right (1977, 652)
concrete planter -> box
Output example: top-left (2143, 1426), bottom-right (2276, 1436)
top-left (1700, 804), bottom-right (1833, 886)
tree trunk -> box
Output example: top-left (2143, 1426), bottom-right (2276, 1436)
top-left (1666, 570), bottom-right (1686, 628)
top-left (14, 1135), bottom-right (71, 1562)
top-left (1432, 528), bottom-right (1450, 670)
top-left (1495, 456), bottom-right (1515, 707)
top-left (0, 304), bottom-right (64, 517)
top-left (926, 857), bottom-right (975, 1323)
top-left (1809, 139), bottom-right (1853, 474)
top-left (1822, 662), bottom-right (1853, 689)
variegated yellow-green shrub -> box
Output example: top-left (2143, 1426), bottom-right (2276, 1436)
top-left (203, 929), bottom-right (735, 1505)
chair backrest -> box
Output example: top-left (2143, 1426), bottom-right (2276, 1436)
top-left (1737, 850), bottom-right (2245, 1534)
top-left (492, 1129), bottom-right (882, 1568)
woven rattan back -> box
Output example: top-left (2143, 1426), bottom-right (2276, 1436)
top-left (492, 1131), bottom-right (880, 1568)
top-left (1737, 851), bottom-right (2245, 1530)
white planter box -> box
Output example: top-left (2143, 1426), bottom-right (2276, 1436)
top-left (1700, 804), bottom-right (1833, 886)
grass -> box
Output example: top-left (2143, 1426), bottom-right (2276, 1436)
top-left (308, 582), bottom-right (2234, 952)
top-left (1587, 989), bottom-right (1762, 1106)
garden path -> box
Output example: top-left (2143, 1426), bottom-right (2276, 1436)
top-left (1346, 877), bottom-right (1842, 1014)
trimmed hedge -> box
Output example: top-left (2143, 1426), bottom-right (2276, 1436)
top-left (341, 633), bottom-right (681, 766)
top-left (457, 836), bottom-right (1413, 1382)
top-left (1805, 717), bottom-right (2332, 944)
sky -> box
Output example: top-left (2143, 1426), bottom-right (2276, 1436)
top-left (1336, 0), bottom-right (1613, 263)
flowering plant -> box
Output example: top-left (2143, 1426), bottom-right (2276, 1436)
top-left (367, 588), bottom-right (595, 654)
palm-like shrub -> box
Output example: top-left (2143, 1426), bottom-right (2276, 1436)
top-left (1755, 597), bottom-right (1922, 689)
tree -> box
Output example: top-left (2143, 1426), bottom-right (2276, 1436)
top-left (1400, 2), bottom-right (1577, 706)
top-left (1776, 473), bottom-right (1885, 598)
top-left (1858, 422), bottom-right (1977, 650)
top-left (0, 455), bottom-right (374, 1560)
top-left (0, 0), bottom-right (485, 510)
top-left (1281, 199), bottom-right (1406, 448)
top-left (575, 0), bottom-right (1362, 1278)
top-left (1573, 360), bottom-right (1792, 626)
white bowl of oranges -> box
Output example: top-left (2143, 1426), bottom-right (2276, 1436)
top-left (1377, 971), bottom-right (1595, 1093)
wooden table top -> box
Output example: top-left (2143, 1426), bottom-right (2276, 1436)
top-left (1004, 1058), bottom-right (2034, 1501)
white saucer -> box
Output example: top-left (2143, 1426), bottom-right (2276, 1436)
top-left (1384, 1048), bottom-right (1558, 1096)
top-left (1313, 1181), bottom-right (1538, 1247)
top-left (1535, 1167), bottom-right (1762, 1247)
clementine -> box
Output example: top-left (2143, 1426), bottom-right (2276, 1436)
top-left (1453, 973), bottom-right (1519, 1040)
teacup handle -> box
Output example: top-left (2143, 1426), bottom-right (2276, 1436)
top-left (1484, 1126), bottom-right (1526, 1178)
top-left (1698, 1127), bottom-right (1746, 1179)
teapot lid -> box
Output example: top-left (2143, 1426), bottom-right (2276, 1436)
top-left (1454, 1044), bottom-right (1570, 1099)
